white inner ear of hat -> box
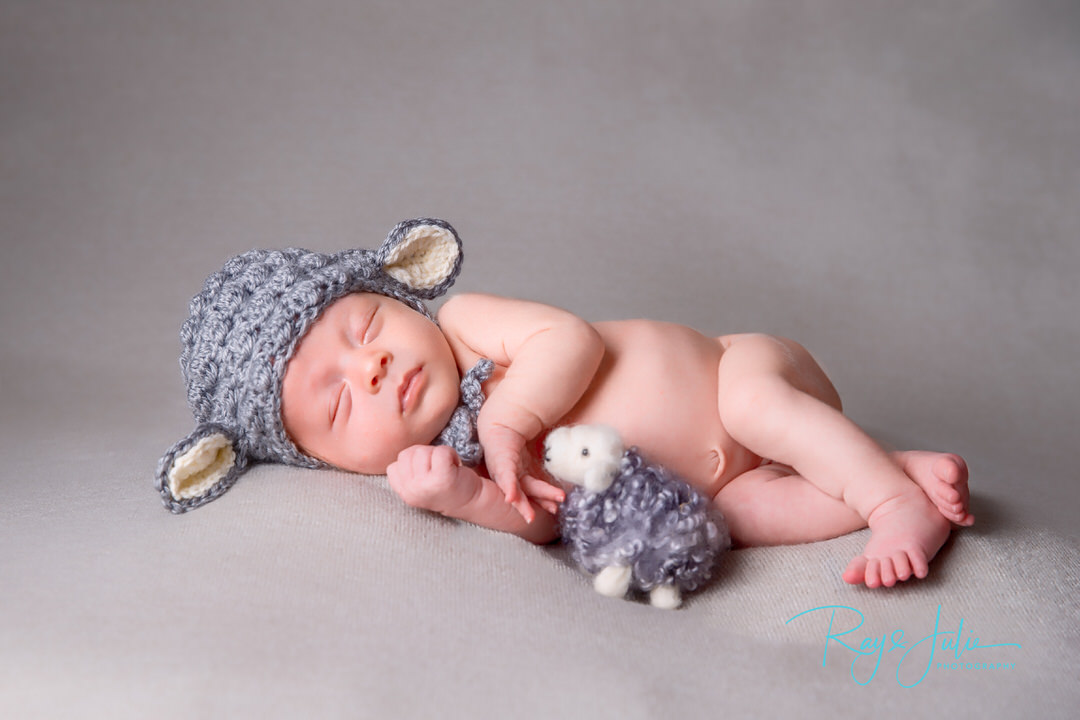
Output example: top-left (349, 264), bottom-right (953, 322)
top-left (384, 226), bottom-right (459, 290)
top-left (169, 433), bottom-right (236, 500)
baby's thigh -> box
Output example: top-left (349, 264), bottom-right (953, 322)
top-left (715, 333), bottom-right (842, 410)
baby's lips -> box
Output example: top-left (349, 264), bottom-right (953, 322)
top-left (397, 366), bottom-right (422, 413)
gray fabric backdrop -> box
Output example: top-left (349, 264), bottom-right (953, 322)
top-left (3, 1), bottom-right (1078, 717)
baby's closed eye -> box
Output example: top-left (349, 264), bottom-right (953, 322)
top-left (351, 305), bottom-right (379, 345)
top-left (331, 382), bottom-right (350, 426)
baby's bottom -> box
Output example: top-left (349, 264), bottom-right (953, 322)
top-left (711, 334), bottom-right (972, 588)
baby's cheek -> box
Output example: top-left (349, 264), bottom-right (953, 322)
top-left (342, 424), bottom-right (410, 475)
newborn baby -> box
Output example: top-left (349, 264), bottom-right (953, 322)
top-left (157, 219), bottom-right (972, 589)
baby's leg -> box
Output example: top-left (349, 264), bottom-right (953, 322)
top-left (715, 335), bottom-right (959, 588)
top-left (715, 453), bottom-right (970, 585)
top-left (714, 454), bottom-right (970, 546)
top-left (713, 463), bottom-right (866, 547)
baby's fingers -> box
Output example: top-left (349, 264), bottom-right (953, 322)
top-left (497, 475), bottom-right (535, 523)
top-left (519, 475), bottom-right (564, 519)
top-left (535, 498), bottom-right (561, 516)
top-left (427, 445), bottom-right (462, 473)
top-left (521, 475), bottom-right (565, 505)
top-left (485, 452), bottom-right (521, 501)
top-left (513, 495), bottom-right (536, 524)
top-left (491, 464), bottom-right (534, 523)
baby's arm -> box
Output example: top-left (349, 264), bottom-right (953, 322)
top-left (387, 444), bottom-right (559, 544)
top-left (438, 293), bottom-right (606, 522)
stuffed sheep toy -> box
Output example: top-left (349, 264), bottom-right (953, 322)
top-left (543, 424), bottom-right (729, 609)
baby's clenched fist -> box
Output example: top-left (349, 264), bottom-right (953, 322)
top-left (386, 445), bottom-right (474, 515)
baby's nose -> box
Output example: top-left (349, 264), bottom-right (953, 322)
top-left (352, 349), bottom-right (391, 393)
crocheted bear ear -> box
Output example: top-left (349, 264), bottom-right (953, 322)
top-left (377, 218), bottom-right (464, 299)
top-left (155, 424), bottom-right (248, 514)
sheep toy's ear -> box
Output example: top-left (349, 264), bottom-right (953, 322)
top-left (377, 218), bottom-right (464, 299)
top-left (155, 424), bottom-right (248, 514)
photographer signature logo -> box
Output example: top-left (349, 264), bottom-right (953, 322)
top-left (785, 605), bottom-right (1021, 688)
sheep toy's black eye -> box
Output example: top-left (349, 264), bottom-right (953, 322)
top-left (581, 448), bottom-right (590, 457)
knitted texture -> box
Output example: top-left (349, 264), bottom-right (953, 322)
top-left (181, 250), bottom-right (426, 467)
top-left (155, 423), bottom-right (247, 513)
top-left (559, 448), bottom-right (730, 594)
top-left (158, 218), bottom-right (485, 513)
top-left (435, 358), bottom-right (494, 466)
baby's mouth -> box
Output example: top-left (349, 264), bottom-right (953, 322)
top-left (399, 367), bottom-right (423, 413)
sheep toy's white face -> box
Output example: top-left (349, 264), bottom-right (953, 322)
top-left (543, 425), bottom-right (625, 493)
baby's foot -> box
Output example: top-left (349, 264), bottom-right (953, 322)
top-left (894, 451), bottom-right (974, 526)
top-left (842, 490), bottom-right (951, 588)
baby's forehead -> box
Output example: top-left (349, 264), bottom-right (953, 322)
top-left (312, 291), bottom-right (397, 325)
top-left (329, 290), bottom-right (379, 307)
top-left (327, 290), bottom-right (426, 315)
top-left (290, 290), bottom-right (441, 356)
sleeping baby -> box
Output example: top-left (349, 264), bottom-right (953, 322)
top-left (157, 219), bottom-right (973, 588)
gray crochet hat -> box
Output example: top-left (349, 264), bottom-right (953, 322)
top-left (156, 218), bottom-right (482, 513)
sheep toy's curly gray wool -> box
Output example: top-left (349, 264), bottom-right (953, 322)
top-left (558, 447), bottom-right (730, 597)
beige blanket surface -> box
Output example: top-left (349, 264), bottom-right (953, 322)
top-left (2, 457), bottom-right (1077, 718)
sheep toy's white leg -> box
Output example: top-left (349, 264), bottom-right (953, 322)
top-left (593, 565), bottom-right (632, 598)
top-left (649, 584), bottom-right (682, 610)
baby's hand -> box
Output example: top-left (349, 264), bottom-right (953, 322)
top-left (479, 423), bottom-right (565, 523)
top-left (386, 445), bottom-right (474, 515)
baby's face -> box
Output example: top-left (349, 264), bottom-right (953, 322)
top-left (281, 292), bottom-right (461, 474)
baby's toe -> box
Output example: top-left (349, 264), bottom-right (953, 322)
top-left (843, 556), bottom-right (868, 585)
top-left (909, 550), bottom-right (930, 579)
top-left (879, 558), bottom-right (898, 587)
top-left (892, 552), bottom-right (913, 582)
top-left (936, 502), bottom-right (960, 522)
top-left (936, 485), bottom-right (961, 505)
top-left (865, 558), bottom-right (883, 589)
top-left (934, 454), bottom-right (968, 486)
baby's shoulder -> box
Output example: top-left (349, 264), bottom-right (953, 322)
top-left (436, 293), bottom-right (515, 337)
top-left (438, 293), bottom-right (602, 367)
top-left (436, 292), bottom-right (516, 319)
top-left (437, 292), bottom-right (588, 333)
